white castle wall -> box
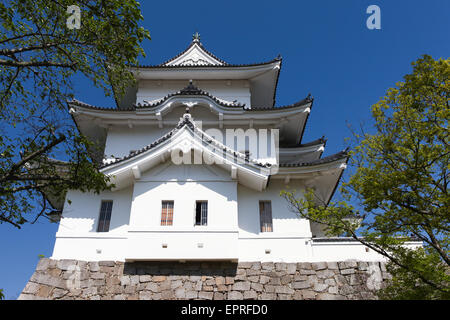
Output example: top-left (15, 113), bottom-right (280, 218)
top-left (51, 161), bottom-right (422, 263)
top-left (136, 80), bottom-right (251, 107)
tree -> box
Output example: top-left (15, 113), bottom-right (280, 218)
top-left (0, 0), bottom-right (150, 228)
top-left (281, 55), bottom-right (449, 299)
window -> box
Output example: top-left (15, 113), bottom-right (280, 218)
top-left (97, 200), bottom-right (113, 232)
top-left (259, 201), bottom-right (273, 232)
top-left (195, 201), bottom-right (208, 226)
top-left (161, 201), bottom-right (174, 226)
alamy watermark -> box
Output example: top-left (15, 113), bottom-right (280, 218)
top-left (366, 5), bottom-right (381, 30)
top-left (66, 5), bottom-right (81, 30)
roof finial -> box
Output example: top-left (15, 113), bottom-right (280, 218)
top-left (192, 31), bottom-right (200, 42)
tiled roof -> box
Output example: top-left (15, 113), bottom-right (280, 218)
top-left (249, 94), bottom-right (313, 111)
top-left (134, 57), bottom-right (282, 69)
top-left (280, 136), bottom-right (327, 148)
top-left (279, 148), bottom-right (349, 167)
top-left (68, 82), bottom-right (312, 112)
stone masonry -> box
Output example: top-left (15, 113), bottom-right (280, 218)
top-left (18, 259), bottom-right (390, 300)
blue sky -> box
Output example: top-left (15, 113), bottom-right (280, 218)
top-left (0, 0), bottom-right (449, 299)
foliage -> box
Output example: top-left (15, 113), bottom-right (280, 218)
top-left (0, 288), bottom-right (4, 300)
top-left (0, 0), bottom-right (150, 228)
top-left (281, 55), bottom-right (449, 299)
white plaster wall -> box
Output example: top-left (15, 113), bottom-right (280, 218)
top-left (237, 180), bottom-right (312, 238)
top-left (129, 163), bottom-right (238, 230)
top-left (56, 187), bottom-right (133, 235)
top-left (127, 163), bottom-right (239, 260)
top-left (136, 80), bottom-right (251, 107)
top-left (52, 187), bottom-right (133, 261)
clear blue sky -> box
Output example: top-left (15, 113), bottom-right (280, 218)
top-left (0, 0), bottom-right (449, 299)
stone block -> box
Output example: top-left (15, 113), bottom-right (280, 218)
top-left (139, 275), bottom-right (152, 283)
top-left (175, 288), bottom-right (185, 299)
top-left (275, 286), bottom-right (294, 294)
top-left (199, 291), bottom-right (214, 300)
top-left (161, 290), bottom-right (174, 299)
top-left (243, 290), bottom-right (257, 299)
top-left (325, 278), bottom-right (336, 286)
top-left (327, 262), bottom-right (339, 270)
top-left (313, 282), bottom-right (328, 292)
top-left (264, 285), bottom-right (275, 293)
top-left (225, 276), bottom-right (235, 285)
top-left (171, 280), bottom-right (183, 289)
top-left (98, 261), bottom-right (115, 267)
top-left (232, 281), bottom-right (250, 291)
top-left (260, 293), bottom-right (276, 300)
top-left (341, 268), bottom-right (355, 275)
top-left (299, 269), bottom-right (316, 275)
top-left (57, 260), bottom-right (77, 271)
top-left (259, 275), bottom-right (270, 284)
top-left (275, 263), bottom-right (287, 271)
top-left (292, 281), bottom-right (311, 289)
top-left (213, 292), bottom-right (224, 300)
top-left (328, 286), bottom-right (339, 294)
top-left (228, 291), bottom-right (243, 300)
top-left (251, 282), bottom-right (263, 292)
top-left (91, 272), bottom-right (106, 280)
top-left (294, 274), bottom-right (308, 282)
top-left (261, 262), bottom-right (274, 271)
top-left (238, 262), bottom-right (253, 269)
top-left (36, 285), bottom-right (53, 298)
top-left (286, 263), bottom-right (297, 275)
top-left (23, 282), bottom-right (40, 294)
top-left (36, 258), bottom-right (51, 271)
top-left (297, 262), bottom-right (312, 270)
top-left (316, 269), bottom-right (335, 279)
top-left (185, 291), bottom-right (198, 299)
top-left (153, 275), bottom-right (167, 282)
top-left (89, 262), bottom-right (100, 272)
top-left (301, 290), bottom-right (316, 300)
top-left (251, 262), bottom-right (261, 270)
top-left (280, 275), bottom-right (292, 285)
top-left (316, 293), bottom-right (346, 300)
top-left (312, 262), bottom-right (327, 271)
top-left (120, 276), bottom-right (130, 286)
top-left (339, 260), bottom-right (358, 269)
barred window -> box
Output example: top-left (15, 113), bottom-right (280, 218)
top-left (259, 201), bottom-right (273, 232)
top-left (97, 200), bottom-right (113, 232)
top-left (195, 201), bottom-right (208, 226)
top-left (161, 201), bottom-right (174, 226)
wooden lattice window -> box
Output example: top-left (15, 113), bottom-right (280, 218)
top-left (259, 201), bottom-right (273, 232)
top-left (161, 201), bottom-right (174, 226)
top-left (97, 200), bottom-right (113, 232)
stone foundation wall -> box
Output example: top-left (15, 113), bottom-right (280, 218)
top-left (18, 259), bottom-right (390, 300)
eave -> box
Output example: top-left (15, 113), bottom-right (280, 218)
top-left (68, 94), bottom-right (312, 147)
